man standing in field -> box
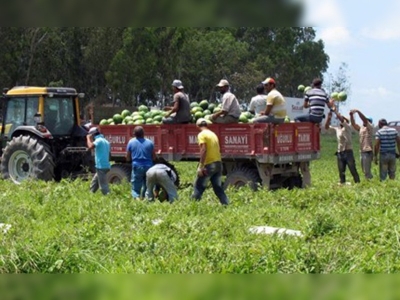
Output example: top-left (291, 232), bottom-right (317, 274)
top-left (126, 126), bottom-right (156, 199)
top-left (211, 79), bottom-right (241, 124)
top-left (295, 78), bottom-right (333, 124)
top-left (163, 79), bottom-right (192, 124)
top-left (192, 118), bottom-right (229, 205)
top-left (248, 84), bottom-right (267, 116)
top-left (253, 77), bottom-right (286, 124)
top-left (350, 109), bottom-right (374, 179)
top-left (325, 109), bottom-right (360, 185)
top-left (86, 127), bottom-right (111, 195)
top-left (374, 119), bottom-right (400, 181)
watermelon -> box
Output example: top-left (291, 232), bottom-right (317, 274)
top-left (107, 118), bottom-right (113, 124)
top-left (304, 86), bottom-right (312, 93)
top-left (99, 119), bottom-right (108, 125)
top-left (121, 109), bottom-right (131, 118)
top-left (331, 92), bottom-right (339, 100)
top-left (153, 115), bottom-right (163, 122)
top-left (132, 115), bottom-right (144, 122)
top-left (145, 118), bottom-right (154, 124)
top-left (139, 105), bottom-right (149, 113)
top-left (239, 114), bottom-right (248, 123)
top-left (199, 100), bottom-right (209, 110)
top-left (194, 111), bottom-right (204, 119)
top-left (298, 84), bottom-right (305, 92)
top-left (208, 104), bottom-right (216, 113)
top-left (203, 110), bottom-right (211, 116)
top-left (134, 120), bottom-right (144, 125)
top-left (113, 114), bottom-right (123, 124)
top-left (338, 91), bottom-right (347, 101)
top-left (190, 102), bottom-right (199, 108)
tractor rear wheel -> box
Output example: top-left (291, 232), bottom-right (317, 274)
top-left (1, 135), bottom-right (55, 184)
top-left (107, 164), bottom-right (132, 184)
top-left (223, 167), bottom-right (261, 191)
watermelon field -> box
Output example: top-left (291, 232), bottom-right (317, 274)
top-left (1, 134), bottom-right (400, 273)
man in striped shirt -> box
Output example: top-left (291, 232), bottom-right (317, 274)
top-left (374, 119), bottom-right (400, 181)
top-left (295, 78), bottom-right (334, 124)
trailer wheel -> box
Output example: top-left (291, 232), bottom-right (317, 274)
top-left (1, 135), bottom-right (55, 184)
top-left (107, 164), bottom-right (131, 184)
top-left (224, 167), bottom-right (261, 191)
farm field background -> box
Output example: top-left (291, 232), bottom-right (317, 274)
top-left (1, 134), bottom-right (400, 273)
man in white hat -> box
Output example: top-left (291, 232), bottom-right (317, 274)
top-left (211, 79), bottom-right (241, 124)
top-left (163, 79), bottom-right (192, 124)
top-left (86, 127), bottom-right (111, 195)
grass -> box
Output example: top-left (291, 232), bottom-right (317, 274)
top-left (1, 135), bottom-right (400, 273)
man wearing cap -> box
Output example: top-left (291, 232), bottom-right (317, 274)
top-left (163, 79), bottom-right (192, 124)
top-left (192, 118), bottom-right (229, 205)
top-left (350, 109), bottom-right (374, 179)
top-left (126, 126), bottom-right (156, 199)
top-left (211, 79), bottom-right (241, 124)
top-left (253, 77), bottom-right (287, 124)
top-left (295, 78), bottom-right (333, 124)
top-left (325, 109), bottom-right (360, 185)
top-left (374, 119), bottom-right (400, 181)
top-left (86, 127), bottom-right (111, 195)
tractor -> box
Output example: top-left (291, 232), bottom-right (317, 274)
top-left (0, 86), bottom-right (95, 184)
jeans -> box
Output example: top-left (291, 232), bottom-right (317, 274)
top-left (337, 150), bottom-right (360, 184)
top-left (131, 165), bottom-right (151, 198)
top-left (295, 114), bottom-right (323, 124)
top-left (90, 168), bottom-right (110, 195)
top-left (192, 161), bottom-right (229, 205)
top-left (145, 168), bottom-right (178, 203)
top-left (379, 152), bottom-right (397, 181)
top-left (360, 151), bottom-right (373, 179)
top-left (253, 115), bottom-right (284, 124)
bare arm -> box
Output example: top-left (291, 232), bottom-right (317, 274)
top-left (126, 150), bottom-right (131, 162)
top-left (165, 98), bottom-right (180, 117)
top-left (334, 110), bottom-right (345, 124)
top-left (212, 109), bottom-right (227, 119)
top-left (199, 143), bottom-right (206, 167)
top-left (349, 110), bottom-right (360, 131)
top-left (86, 135), bottom-right (95, 150)
top-left (325, 112), bottom-right (333, 130)
top-left (303, 100), bottom-right (310, 109)
top-left (374, 139), bottom-right (380, 161)
top-left (356, 109), bottom-right (369, 125)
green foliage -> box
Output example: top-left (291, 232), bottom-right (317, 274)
top-left (1, 135), bottom-right (400, 273)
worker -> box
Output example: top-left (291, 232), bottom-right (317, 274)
top-left (211, 79), bottom-right (241, 124)
top-left (145, 160), bottom-right (179, 203)
top-left (162, 79), bottom-right (192, 124)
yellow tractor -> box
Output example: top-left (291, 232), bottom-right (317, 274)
top-left (0, 86), bottom-right (94, 184)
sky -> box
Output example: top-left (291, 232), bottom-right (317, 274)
top-left (303, 0), bottom-right (400, 123)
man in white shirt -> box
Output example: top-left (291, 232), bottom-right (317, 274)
top-left (248, 84), bottom-right (267, 116)
top-left (211, 79), bottom-right (241, 124)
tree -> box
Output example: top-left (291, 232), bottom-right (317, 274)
top-left (325, 62), bottom-right (351, 112)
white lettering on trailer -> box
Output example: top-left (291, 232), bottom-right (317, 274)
top-left (298, 154), bottom-right (312, 161)
top-left (277, 134), bottom-right (292, 144)
top-left (224, 136), bottom-right (248, 145)
top-left (145, 136), bottom-right (155, 143)
top-left (189, 135), bottom-right (198, 144)
top-left (107, 135), bottom-right (126, 144)
top-left (298, 134), bottom-right (310, 143)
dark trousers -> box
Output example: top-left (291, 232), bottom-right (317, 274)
top-left (337, 150), bottom-right (360, 184)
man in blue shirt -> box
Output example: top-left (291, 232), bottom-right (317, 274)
top-left (374, 119), bottom-right (400, 181)
top-left (87, 127), bottom-right (111, 195)
top-left (126, 126), bottom-right (156, 199)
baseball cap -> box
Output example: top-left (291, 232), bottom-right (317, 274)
top-left (216, 79), bottom-right (229, 87)
top-left (172, 79), bottom-right (184, 89)
top-left (196, 118), bottom-right (208, 127)
top-left (262, 77), bottom-right (276, 85)
top-left (367, 117), bottom-right (373, 123)
top-left (88, 127), bottom-right (99, 135)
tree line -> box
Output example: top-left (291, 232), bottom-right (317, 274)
top-left (0, 27), bottom-right (331, 107)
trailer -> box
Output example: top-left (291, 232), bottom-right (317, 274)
top-left (99, 122), bottom-right (320, 190)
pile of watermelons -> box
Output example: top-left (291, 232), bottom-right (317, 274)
top-left (99, 100), bottom-right (255, 125)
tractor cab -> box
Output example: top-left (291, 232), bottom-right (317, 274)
top-left (0, 86), bottom-right (94, 184)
